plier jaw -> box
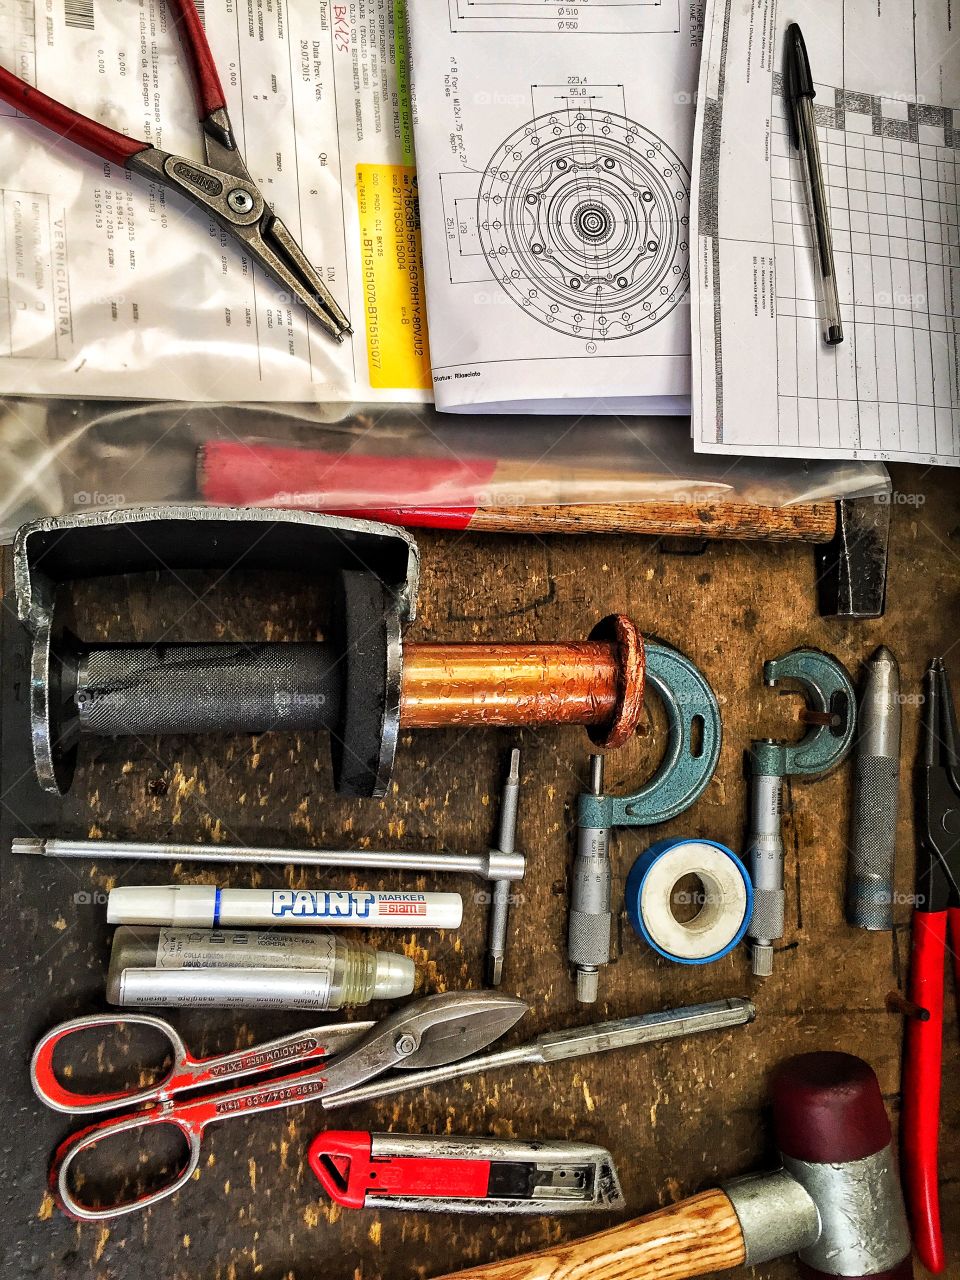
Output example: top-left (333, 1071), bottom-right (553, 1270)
top-left (128, 124), bottom-right (352, 343)
top-left (903, 658), bottom-right (960, 1274)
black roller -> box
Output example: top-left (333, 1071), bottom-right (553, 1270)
top-left (70, 641), bottom-right (343, 737)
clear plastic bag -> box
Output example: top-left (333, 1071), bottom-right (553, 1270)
top-left (0, 396), bottom-right (889, 542)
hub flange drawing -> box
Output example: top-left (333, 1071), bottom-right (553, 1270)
top-left (477, 110), bottom-right (690, 341)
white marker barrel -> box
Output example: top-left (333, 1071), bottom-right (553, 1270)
top-left (107, 885), bottom-right (464, 930)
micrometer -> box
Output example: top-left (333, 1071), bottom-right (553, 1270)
top-left (746, 648), bottom-right (856, 977)
top-left (568, 641), bottom-right (723, 1002)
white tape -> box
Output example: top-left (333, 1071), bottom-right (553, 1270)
top-left (631, 840), bottom-right (751, 963)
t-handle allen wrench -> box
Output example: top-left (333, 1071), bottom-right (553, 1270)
top-left (16, 748), bottom-right (526, 987)
top-left (487, 748), bottom-right (522, 986)
top-left (746, 648), bottom-right (856, 976)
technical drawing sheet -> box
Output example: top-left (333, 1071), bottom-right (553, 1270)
top-left (692, 0), bottom-right (960, 466)
top-left (0, 0), bottom-right (432, 402)
top-left (406, 0), bottom-right (701, 412)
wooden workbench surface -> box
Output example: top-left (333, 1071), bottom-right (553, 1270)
top-left (2, 462), bottom-right (957, 1280)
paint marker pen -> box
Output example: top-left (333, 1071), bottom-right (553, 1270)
top-left (106, 926), bottom-right (416, 1009)
top-left (107, 885), bottom-right (463, 929)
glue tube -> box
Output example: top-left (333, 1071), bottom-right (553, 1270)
top-left (107, 885), bottom-right (463, 930)
top-left (106, 926), bottom-right (415, 1009)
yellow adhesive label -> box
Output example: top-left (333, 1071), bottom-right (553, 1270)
top-left (356, 165), bottom-right (432, 389)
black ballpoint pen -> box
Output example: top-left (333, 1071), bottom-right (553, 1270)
top-left (786, 22), bottom-right (843, 345)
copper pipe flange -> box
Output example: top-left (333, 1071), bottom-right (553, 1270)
top-left (586, 614), bottom-right (645, 749)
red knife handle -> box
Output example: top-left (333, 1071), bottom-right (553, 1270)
top-left (0, 67), bottom-right (148, 166)
top-left (903, 909), bottom-right (947, 1273)
top-left (309, 1132), bottom-right (493, 1209)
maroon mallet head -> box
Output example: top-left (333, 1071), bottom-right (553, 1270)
top-left (771, 1052), bottom-right (913, 1280)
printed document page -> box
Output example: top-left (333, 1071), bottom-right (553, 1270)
top-left (0, 0), bottom-right (432, 401)
top-left (407, 0), bottom-right (701, 413)
top-left (692, 0), bottom-right (960, 465)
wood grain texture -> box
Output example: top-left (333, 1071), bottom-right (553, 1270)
top-left (464, 502), bottom-right (837, 541)
top-left (433, 1191), bottom-right (745, 1280)
top-left (0, 462), bottom-right (956, 1280)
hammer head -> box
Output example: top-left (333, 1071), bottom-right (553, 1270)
top-left (772, 1052), bottom-right (912, 1279)
top-left (815, 496), bottom-right (890, 619)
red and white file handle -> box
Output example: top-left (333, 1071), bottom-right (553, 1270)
top-left (308, 1131), bottom-right (625, 1213)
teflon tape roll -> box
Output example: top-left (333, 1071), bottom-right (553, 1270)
top-left (625, 838), bottom-right (753, 965)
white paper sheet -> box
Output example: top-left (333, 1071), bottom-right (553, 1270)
top-left (0, 0), bottom-right (432, 402)
top-left (406, 0), bottom-right (702, 412)
top-left (692, 0), bottom-right (960, 465)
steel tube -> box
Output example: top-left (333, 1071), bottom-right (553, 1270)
top-left (13, 838), bottom-right (525, 882)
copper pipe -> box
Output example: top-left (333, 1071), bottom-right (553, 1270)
top-left (400, 642), bottom-right (620, 728)
top-left (399, 616), bottom-right (645, 747)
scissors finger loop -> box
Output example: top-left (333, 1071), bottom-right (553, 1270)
top-left (54, 1112), bottom-right (202, 1222)
top-left (32, 1014), bottom-right (188, 1115)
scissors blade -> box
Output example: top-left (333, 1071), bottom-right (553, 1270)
top-left (395, 991), bottom-right (528, 1070)
top-left (319, 992), bottom-right (528, 1097)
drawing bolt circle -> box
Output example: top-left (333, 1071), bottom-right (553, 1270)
top-left (477, 109), bottom-right (690, 340)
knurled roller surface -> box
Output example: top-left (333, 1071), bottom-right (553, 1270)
top-left (76, 643), bottom-right (341, 736)
top-left (849, 755), bottom-right (899, 929)
top-left (750, 888), bottom-right (784, 976)
top-left (569, 910), bottom-right (612, 968)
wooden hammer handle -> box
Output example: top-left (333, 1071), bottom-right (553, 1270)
top-left (464, 502), bottom-right (836, 541)
top-left (433, 1190), bottom-right (746, 1280)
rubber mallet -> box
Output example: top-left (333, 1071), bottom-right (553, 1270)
top-left (432, 1051), bottom-right (912, 1280)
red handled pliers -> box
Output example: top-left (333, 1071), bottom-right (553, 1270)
top-left (0, 0), bottom-right (351, 342)
top-left (902, 657), bottom-right (960, 1273)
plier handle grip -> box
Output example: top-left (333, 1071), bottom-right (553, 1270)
top-left (903, 658), bottom-right (960, 1273)
top-left (0, 0), bottom-right (351, 341)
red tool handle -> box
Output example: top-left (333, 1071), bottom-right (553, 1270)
top-left (166, 0), bottom-right (228, 119)
top-left (0, 67), bottom-right (148, 167)
top-left (903, 909), bottom-right (947, 1273)
top-left (309, 1131), bottom-right (493, 1209)
top-left (198, 442), bottom-right (500, 510)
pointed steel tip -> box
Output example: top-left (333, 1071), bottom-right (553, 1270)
top-left (868, 644), bottom-right (898, 666)
top-left (507, 747), bottom-right (520, 779)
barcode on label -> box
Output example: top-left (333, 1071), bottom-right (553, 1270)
top-left (193, 0), bottom-right (206, 25)
top-left (64, 0), bottom-right (94, 28)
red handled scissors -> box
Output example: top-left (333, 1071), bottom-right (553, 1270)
top-left (0, 0), bottom-right (351, 341)
top-left (31, 992), bottom-right (526, 1221)
top-left (902, 658), bottom-right (960, 1273)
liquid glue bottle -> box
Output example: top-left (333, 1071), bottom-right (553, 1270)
top-left (106, 926), bottom-right (416, 1010)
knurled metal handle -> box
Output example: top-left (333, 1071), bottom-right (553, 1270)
top-left (847, 756), bottom-right (899, 930)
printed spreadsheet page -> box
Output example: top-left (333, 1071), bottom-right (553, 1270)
top-left (692, 0), bottom-right (960, 466)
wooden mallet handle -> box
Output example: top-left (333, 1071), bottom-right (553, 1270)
top-left (460, 501), bottom-right (836, 542)
top-left (432, 1189), bottom-right (745, 1280)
